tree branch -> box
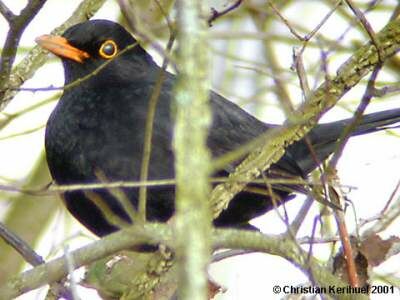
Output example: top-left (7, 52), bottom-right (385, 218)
top-left (0, 0), bottom-right (47, 96)
top-left (0, 0), bottom-right (107, 110)
top-left (210, 17), bottom-right (400, 220)
top-left (173, 1), bottom-right (212, 299)
top-left (208, 0), bottom-right (243, 26)
top-left (0, 1), bottom-right (15, 22)
top-left (0, 225), bottom-right (367, 300)
top-left (0, 222), bottom-right (44, 266)
top-left (0, 223), bottom-right (172, 300)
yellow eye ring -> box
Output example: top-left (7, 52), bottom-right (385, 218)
top-left (99, 40), bottom-right (118, 59)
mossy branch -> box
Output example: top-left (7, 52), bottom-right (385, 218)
top-left (173, 1), bottom-right (212, 299)
top-left (210, 17), bottom-right (400, 218)
top-left (0, 224), bottom-right (367, 299)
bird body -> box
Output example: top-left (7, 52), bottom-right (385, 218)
top-left (37, 19), bottom-right (400, 237)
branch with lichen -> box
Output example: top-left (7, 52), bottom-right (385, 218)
top-left (1, 3), bottom-right (400, 300)
top-left (173, 1), bottom-right (213, 300)
top-left (0, 0), bottom-right (107, 110)
top-left (0, 223), bottom-right (369, 300)
top-left (0, 0), bottom-right (47, 96)
top-left (210, 16), bottom-right (400, 219)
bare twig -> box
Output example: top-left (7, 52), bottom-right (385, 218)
top-left (345, 0), bottom-right (383, 61)
top-left (381, 179), bottom-right (400, 215)
top-left (117, 0), bottom-right (175, 69)
top-left (286, 196), bottom-right (314, 236)
top-left (267, 1), bottom-right (303, 41)
top-left (0, 124), bottom-right (45, 140)
top-left (94, 170), bottom-right (138, 225)
top-left (13, 85), bottom-right (64, 92)
top-left (0, 223), bottom-right (173, 300)
top-left (334, 206), bottom-right (360, 287)
top-left (269, 0), bottom-right (341, 43)
top-left (314, 64), bottom-right (385, 284)
top-left (389, 2), bottom-right (400, 21)
top-left (304, 1), bottom-right (343, 42)
top-left (326, 170), bottom-right (360, 287)
top-left (208, 0), bottom-right (243, 26)
top-left (330, 63), bottom-right (383, 167)
top-left (63, 245), bottom-right (79, 300)
top-left (363, 179), bottom-right (400, 235)
top-left (298, 235), bottom-right (340, 245)
top-left (0, 225), bottom-right (365, 300)
top-left (0, 222), bottom-right (44, 266)
top-left (0, 176), bottom-right (349, 196)
top-left (0, 0), bottom-right (47, 97)
top-left (0, 222), bottom-right (71, 300)
top-left (292, 47), bottom-right (311, 99)
top-left (138, 32), bottom-right (175, 222)
top-left (372, 84), bottom-right (400, 97)
top-left (0, 0), bottom-right (107, 110)
top-left (212, 249), bottom-right (254, 262)
top-left (324, 66), bottom-right (383, 289)
top-left (0, 1), bottom-right (15, 22)
top-left (0, 94), bottom-right (58, 130)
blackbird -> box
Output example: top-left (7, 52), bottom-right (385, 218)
top-left (37, 19), bottom-right (400, 237)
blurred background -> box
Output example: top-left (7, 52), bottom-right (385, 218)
top-left (0, 0), bottom-right (399, 299)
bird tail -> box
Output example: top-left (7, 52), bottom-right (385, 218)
top-left (316, 107), bottom-right (400, 142)
top-left (333, 108), bottom-right (400, 136)
top-left (284, 108), bottom-right (400, 175)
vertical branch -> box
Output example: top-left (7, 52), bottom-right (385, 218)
top-left (173, 1), bottom-right (212, 300)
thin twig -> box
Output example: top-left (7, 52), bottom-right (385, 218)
top-left (298, 235), bottom-right (340, 245)
top-left (0, 222), bottom-right (44, 266)
top-left (363, 179), bottom-right (400, 235)
top-left (381, 179), bottom-right (400, 215)
top-left (345, 0), bottom-right (383, 62)
top-left (372, 84), bottom-right (400, 97)
top-left (0, 222), bottom-right (70, 299)
top-left (330, 63), bottom-right (383, 167)
top-left (138, 32), bottom-right (175, 221)
top-left (14, 85), bottom-right (63, 92)
top-left (305, 214), bottom-right (322, 284)
top-left (334, 206), bottom-right (359, 287)
top-left (12, 42), bottom-right (139, 95)
top-left (212, 249), bottom-right (254, 262)
top-left (0, 0), bottom-right (47, 95)
top-left (0, 124), bottom-right (45, 140)
top-left (327, 0), bottom-right (378, 57)
top-left (326, 171), bottom-right (360, 287)
top-left (117, 0), bottom-right (176, 70)
top-left (208, 0), bottom-right (243, 26)
top-left (286, 196), bottom-right (314, 236)
top-left (94, 170), bottom-right (138, 225)
top-left (0, 176), bottom-right (353, 197)
top-left (304, 0), bottom-right (343, 42)
top-left (63, 245), bottom-right (79, 300)
top-left (0, 94), bottom-right (58, 130)
top-left (268, 1), bottom-right (303, 41)
top-left (0, 0), bottom-right (107, 109)
top-left (0, 0), bottom-right (15, 22)
top-left (292, 47), bottom-right (311, 99)
top-left (389, 2), bottom-right (400, 21)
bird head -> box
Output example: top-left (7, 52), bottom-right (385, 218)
top-left (36, 19), bottom-right (153, 85)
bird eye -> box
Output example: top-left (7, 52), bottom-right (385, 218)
top-left (99, 40), bottom-right (118, 59)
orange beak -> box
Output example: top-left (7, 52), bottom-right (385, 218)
top-left (35, 35), bottom-right (90, 63)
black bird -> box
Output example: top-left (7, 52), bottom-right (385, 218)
top-left (37, 19), bottom-right (400, 237)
